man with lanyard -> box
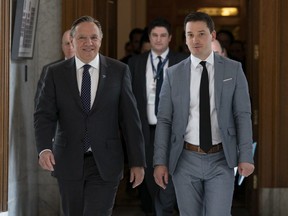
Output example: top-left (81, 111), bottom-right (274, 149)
top-left (129, 17), bottom-right (188, 216)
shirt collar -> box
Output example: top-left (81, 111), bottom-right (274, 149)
top-left (190, 51), bottom-right (214, 69)
top-left (151, 48), bottom-right (169, 60)
top-left (75, 54), bottom-right (100, 70)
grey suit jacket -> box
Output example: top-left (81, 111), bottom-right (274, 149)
top-left (34, 55), bottom-right (146, 181)
top-left (153, 54), bottom-right (254, 175)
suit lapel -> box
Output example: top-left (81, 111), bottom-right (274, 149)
top-left (90, 54), bottom-right (107, 112)
top-left (167, 51), bottom-right (175, 66)
top-left (65, 58), bottom-right (83, 111)
top-left (214, 54), bottom-right (225, 110)
top-left (167, 50), bottom-right (178, 66)
top-left (181, 58), bottom-right (191, 124)
top-left (139, 52), bottom-right (149, 105)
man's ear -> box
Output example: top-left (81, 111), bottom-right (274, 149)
top-left (211, 30), bottom-right (217, 40)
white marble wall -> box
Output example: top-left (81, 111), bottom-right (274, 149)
top-left (9, 0), bottom-right (63, 215)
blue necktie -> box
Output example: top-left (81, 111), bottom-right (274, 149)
top-left (81, 64), bottom-right (91, 152)
top-left (199, 61), bottom-right (212, 152)
top-left (155, 56), bottom-right (163, 115)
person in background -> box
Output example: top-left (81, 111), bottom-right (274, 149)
top-left (140, 27), bottom-right (151, 53)
top-left (141, 39), bottom-right (151, 53)
top-left (216, 29), bottom-right (234, 55)
top-left (120, 28), bottom-right (144, 64)
top-left (228, 40), bottom-right (246, 71)
top-left (124, 41), bottom-right (134, 56)
top-left (178, 31), bottom-right (190, 54)
top-left (120, 28), bottom-right (147, 198)
top-left (211, 38), bottom-right (226, 57)
top-left (129, 17), bottom-right (187, 216)
top-left (61, 30), bottom-right (75, 59)
top-left (153, 11), bottom-right (254, 216)
top-left (34, 15), bottom-right (146, 216)
top-left (34, 30), bottom-right (75, 108)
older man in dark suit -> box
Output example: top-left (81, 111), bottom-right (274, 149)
top-left (34, 16), bottom-right (146, 216)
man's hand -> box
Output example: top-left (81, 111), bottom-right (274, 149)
top-left (153, 165), bottom-right (169, 189)
top-left (238, 162), bottom-right (254, 177)
top-left (130, 166), bottom-right (145, 188)
top-left (39, 151), bottom-right (55, 171)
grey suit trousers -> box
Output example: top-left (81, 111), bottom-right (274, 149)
top-left (172, 149), bottom-right (234, 216)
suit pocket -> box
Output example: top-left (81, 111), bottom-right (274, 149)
top-left (223, 78), bottom-right (233, 82)
top-left (222, 78), bottom-right (235, 95)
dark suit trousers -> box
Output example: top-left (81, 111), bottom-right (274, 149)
top-left (142, 125), bottom-right (177, 216)
top-left (57, 153), bottom-right (119, 216)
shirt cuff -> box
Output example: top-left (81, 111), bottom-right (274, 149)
top-left (39, 149), bottom-right (52, 156)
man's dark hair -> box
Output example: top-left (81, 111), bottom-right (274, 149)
top-left (216, 30), bottom-right (235, 43)
top-left (148, 17), bottom-right (172, 35)
top-left (70, 15), bottom-right (103, 37)
top-left (139, 27), bottom-right (149, 47)
top-left (129, 28), bottom-right (143, 42)
top-left (184, 11), bottom-right (215, 33)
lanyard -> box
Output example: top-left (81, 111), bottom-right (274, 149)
top-left (150, 52), bottom-right (169, 80)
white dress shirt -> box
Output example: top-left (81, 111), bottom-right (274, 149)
top-left (75, 55), bottom-right (100, 107)
top-left (146, 49), bottom-right (169, 125)
top-left (39, 55), bottom-right (100, 156)
top-left (184, 52), bottom-right (222, 145)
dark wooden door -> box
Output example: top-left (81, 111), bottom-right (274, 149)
top-left (62, 0), bottom-right (118, 58)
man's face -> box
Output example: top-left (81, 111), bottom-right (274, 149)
top-left (61, 31), bottom-right (75, 59)
top-left (149, 27), bottom-right (171, 55)
top-left (72, 22), bottom-right (102, 63)
top-left (131, 33), bottom-right (142, 54)
top-left (185, 21), bottom-right (215, 60)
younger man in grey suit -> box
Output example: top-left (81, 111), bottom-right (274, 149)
top-left (153, 12), bottom-right (254, 216)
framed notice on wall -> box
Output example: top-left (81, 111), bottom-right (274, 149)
top-left (12, 0), bottom-right (39, 60)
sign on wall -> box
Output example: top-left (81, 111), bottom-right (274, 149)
top-left (11, 0), bottom-right (39, 60)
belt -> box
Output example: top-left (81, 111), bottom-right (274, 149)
top-left (184, 142), bottom-right (223, 154)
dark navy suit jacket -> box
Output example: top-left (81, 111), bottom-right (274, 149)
top-left (34, 55), bottom-right (146, 181)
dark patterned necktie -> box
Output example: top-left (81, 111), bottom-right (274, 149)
top-left (81, 64), bottom-right (91, 152)
top-left (155, 56), bottom-right (163, 115)
top-left (199, 61), bottom-right (212, 152)
top-left (81, 64), bottom-right (91, 114)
